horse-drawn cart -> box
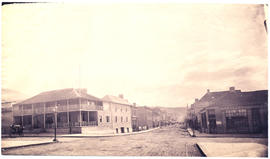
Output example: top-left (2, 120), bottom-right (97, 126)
top-left (9, 124), bottom-right (24, 137)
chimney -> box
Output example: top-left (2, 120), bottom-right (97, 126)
top-left (207, 89), bottom-right (210, 93)
top-left (229, 86), bottom-right (235, 92)
top-left (133, 103), bottom-right (136, 106)
top-left (119, 94), bottom-right (124, 99)
top-left (195, 98), bottom-right (199, 103)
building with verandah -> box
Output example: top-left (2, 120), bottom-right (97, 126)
top-left (12, 88), bottom-right (104, 133)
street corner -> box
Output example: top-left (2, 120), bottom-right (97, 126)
top-left (196, 142), bottom-right (268, 157)
top-left (1, 138), bottom-right (57, 150)
top-left (187, 128), bottom-right (196, 137)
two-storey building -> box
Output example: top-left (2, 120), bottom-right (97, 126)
top-left (12, 88), bottom-right (103, 133)
top-left (102, 94), bottom-right (132, 134)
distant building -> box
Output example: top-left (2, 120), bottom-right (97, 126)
top-left (136, 106), bottom-right (153, 130)
top-left (152, 107), bottom-right (161, 128)
top-left (131, 103), bottom-right (139, 131)
top-left (2, 101), bottom-right (15, 134)
top-left (187, 87), bottom-right (268, 134)
top-left (160, 110), bottom-right (168, 126)
top-left (12, 88), bottom-right (104, 134)
top-left (102, 94), bottom-right (132, 134)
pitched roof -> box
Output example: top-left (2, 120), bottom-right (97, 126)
top-left (198, 89), bottom-right (268, 108)
top-left (199, 90), bottom-right (241, 103)
top-left (16, 88), bottom-right (101, 105)
top-left (213, 90), bottom-right (268, 106)
top-left (102, 95), bottom-right (131, 105)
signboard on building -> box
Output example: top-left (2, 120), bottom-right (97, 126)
top-left (216, 121), bottom-right (222, 125)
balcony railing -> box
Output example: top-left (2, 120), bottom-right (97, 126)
top-left (69, 104), bottom-right (80, 111)
top-left (69, 121), bottom-right (97, 127)
top-left (46, 107), bottom-right (55, 113)
top-left (96, 105), bottom-right (103, 110)
top-left (34, 108), bottom-right (44, 114)
top-left (81, 104), bottom-right (95, 110)
top-left (57, 105), bottom-right (67, 112)
top-left (23, 109), bottom-right (32, 115)
top-left (57, 122), bottom-right (69, 128)
top-left (81, 121), bottom-right (98, 126)
top-left (74, 104), bottom-right (103, 111)
top-left (13, 110), bottom-right (22, 116)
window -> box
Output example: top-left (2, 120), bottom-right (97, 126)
top-left (126, 107), bottom-right (127, 112)
top-left (99, 116), bottom-right (102, 122)
top-left (115, 116), bottom-right (117, 123)
top-left (225, 109), bottom-right (247, 117)
top-left (225, 109), bottom-right (249, 132)
top-left (116, 128), bottom-right (118, 133)
top-left (106, 116), bottom-right (110, 122)
top-left (208, 109), bottom-right (216, 119)
top-left (126, 117), bottom-right (128, 122)
top-left (121, 116), bottom-right (123, 122)
top-left (127, 128), bottom-right (129, 133)
top-left (121, 107), bottom-right (122, 112)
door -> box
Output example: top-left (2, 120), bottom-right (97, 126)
top-left (120, 127), bottom-right (125, 133)
top-left (252, 108), bottom-right (262, 133)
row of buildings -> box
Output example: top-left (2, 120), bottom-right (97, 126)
top-left (4, 88), bottom-right (175, 134)
top-left (186, 87), bottom-right (268, 134)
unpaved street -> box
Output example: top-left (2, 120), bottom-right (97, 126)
top-left (2, 125), bottom-right (267, 156)
top-left (2, 126), bottom-right (201, 156)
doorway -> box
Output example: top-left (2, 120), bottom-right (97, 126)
top-left (120, 127), bottom-right (125, 133)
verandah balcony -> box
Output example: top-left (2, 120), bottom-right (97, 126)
top-left (47, 121), bottom-right (98, 128)
top-left (80, 104), bottom-right (103, 111)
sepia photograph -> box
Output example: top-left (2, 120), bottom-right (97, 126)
top-left (1, 1), bottom-right (268, 157)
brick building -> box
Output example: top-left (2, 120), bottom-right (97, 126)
top-left (135, 106), bottom-right (153, 131)
top-left (187, 87), bottom-right (268, 134)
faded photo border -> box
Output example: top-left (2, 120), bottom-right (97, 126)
top-left (1, 0), bottom-right (269, 158)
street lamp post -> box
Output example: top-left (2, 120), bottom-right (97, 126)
top-left (53, 105), bottom-right (58, 142)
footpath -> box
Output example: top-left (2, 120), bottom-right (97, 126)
top-left (186, 128), bottom-right (268, 157)
top-left (60, 127), bottom-right (159, 138)
top-left (1, 127), bottom-right (159, 150)
top-left (2, 139), bottom-right (55, 150)
top-left (197, 142), bottom-right (267, 157)
top-left (187, 128), bottom-right (267, 138)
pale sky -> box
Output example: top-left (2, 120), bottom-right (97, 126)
top-left (2, 3), bottom-right (268, 107)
